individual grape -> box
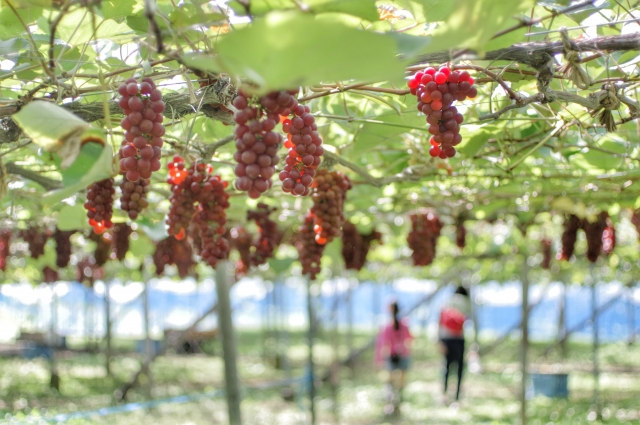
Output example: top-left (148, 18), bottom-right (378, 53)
top-left (407, 211), bottom-right (442, 266)
top-left (19, 226), bottom-right (50, 259)
top-left (117, 77), bottom-right (164, 184)
top-left (85, 178), bottom-right (115, 234)
top-left (112, 223), bottom-right (132, 261)
top-left (0, 229), bottom-right (11, 271)
top-left (583, 212), bottom-right (607, 263)
top-left (309, 169), bottom-right (352, 245)
top-left (541, 238), bottom-right (552, 269)
top-left (341, 220), bottom-right (382, 271)
top-left (54, 228), bottom-right (74, 268)
top-left (557, 214), bottom-right (581, 261)
top-left (407, 65), bottom-right (476, 158)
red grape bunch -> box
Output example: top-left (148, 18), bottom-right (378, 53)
top-left (190, 163), bottom-right (231, 268)
top-left (280, 104), bottom-right (324, 196)
top-left (0, 229), bottom-right (11, 271)
top-left (407, 212), bottom-right (443, 266)
top-left (583, 212), bottom-right (607, 263)
top-left (84, 178), bottom-right (115, 234)
top-left (112, 223), bottom-right (132, 261)
top-left (541, 238), bottom-right (552, 269)
top-left (601, 218), bottom-right (615, 255)
top-left (166, 156), bottom-right (197, 241)
top-left (117, 77), bottom-right (165, 219)
top-left (54, 228), bottom-right (74, 268)
top-left (310, 169), bottom-right (352, 245)
top-left (229, 226), bottom-right (253, 275)
top-left (296, 212), bottom-right (325, 280)
top-left (341, 220), bottom-right (382, 271)
top-left (247, 203), bottom-right (282, 266)
top-left (153, 236), bottom-right (195, 278)
top-left (557, 214), bottom-right (581, 261)
top-left (631, 209), bottom-right (640, 239)
top-left (42, 266), bottom-right (59, 284)
top-left (455, 216), bottom-right (466, 250)
top-left (19, 226), bottom-right (49, 259)
top-left (232, 90), bottom-right (295, 198)
top-left (407, 66), bottom-right (477, 158)
top-left (91, 232), bottom-right (112, 267)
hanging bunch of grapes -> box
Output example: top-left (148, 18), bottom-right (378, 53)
top-left (601, 217), bottom-right (615, 255)
top-left (231, 89), bottom-right (324, 197)
top-left (42, 266), bottom-right (59, 284)
top-left (407, 211), bottom-right (443, 266)
top-left (153, 236), bottom-right (196, 278)
top-left (246, 203), bottom-right (282, 266)
top-left (309, 169), bottom-right (352, 245)
top-left (20, 226), bottom-right (49, 259)
top-left (341, 220), bottom-right (382, 271)
top-left (296, 212), bottom-right (325, 280)
top-left (112, 223), bottom-right (132, 261)
top-left (229, 226), bottom-right (253, 275)
top-left (455, 216), bottom-right (466, 250)
top-left (54, 228), bottom-right (74, 268)
top-left (0, 229), bottom-right (11, 271)
top-left (407, 66), bottom-right (476, 158)
top-left (166, 156), bottom-right (197, 241)
top-left (541, 238), bottom-right (552, 269)
top-left (583, 212), bottom-right (608, 263)
top-left (117, 77), bottom-right (165, 220)
top-left (85, 178), bottom-right (115, 234)
top-left (91, 232), bottom-right (112, 267)
top-left (557, 214), bottom-right (581, 261)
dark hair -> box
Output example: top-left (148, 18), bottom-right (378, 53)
top-left (391, 301), bottom-right (400, 330)
top-left (454, 285), bottom-right (469, 297)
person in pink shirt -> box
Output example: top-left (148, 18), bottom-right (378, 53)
top-left (375, 300), bottom-right (413, 415)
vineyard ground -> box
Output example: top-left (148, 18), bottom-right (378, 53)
top-left (1, 331), bottom-right (639, 425)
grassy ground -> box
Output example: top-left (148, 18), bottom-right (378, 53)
top-left (1, 330), bottom-right (639, 425)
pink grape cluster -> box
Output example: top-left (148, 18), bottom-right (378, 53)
top-left (232, 90), bottom-right (296, 199)
top-left (407, 66), bottom-right (477, 158)
top-left (118, 77), bottom-right (165, 182)
top-left (280, 104), bottom-right (323, 196)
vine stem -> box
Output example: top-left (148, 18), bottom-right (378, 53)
top-left (506, 121), bottom-right (565, 172)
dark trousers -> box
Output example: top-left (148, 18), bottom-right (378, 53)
top-left (441, 338), bottom-right (465, 400)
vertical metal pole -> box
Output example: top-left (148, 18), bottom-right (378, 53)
top-left (628, 283), bottom-right (636, 344)
top-left (142, 279), bottom-right (153, 398)
top-left (519, 253), bottom-right (530, 425)
top-left (216, 261), bottom-right (242, 425)
top-left (306, 277), bottom-right (317, 425)
top-left (104, 280), bottom-right (112, 376)
top-left (590, 263), bottom-right (601, 419)
top-left (558, 281), bottom-right (567, 359)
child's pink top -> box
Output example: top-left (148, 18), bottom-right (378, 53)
top-left (374, 319), bottom-right (413, 364)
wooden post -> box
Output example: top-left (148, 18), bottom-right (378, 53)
top-left (104, 280), bottom-right (112, 376)
top-left (519, 253), bottom-right (530, 425)
top-left (216, 261), bottom-right (242, 425)
top-left (306, 276), bottom-right (317, 425)
top-left (590, 263), bottom-right (601, 420)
